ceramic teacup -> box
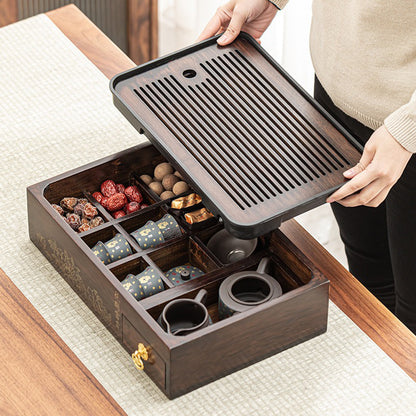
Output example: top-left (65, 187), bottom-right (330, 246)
top-left (104, 233), bottom-right (132, 262)
top-left (155, 214), bottom-right (182, 241)
top-left (157, 289), bottom-right (211, 335)
top-left (121, 266), bottom-right (164, 300)
top-left (91, 240), bottom-right (111, 265)
top-left (131, 220), bottom-right (164, 250)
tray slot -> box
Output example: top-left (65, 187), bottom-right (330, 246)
top-left (200, 64), bottom-right (322, 184)
top-left (158, 76), bottom-right (284, 196)
top-left (206, 53), bottom-right (341, 174)
top-left (232, 49), bottom-right (350, 166)
top-left (133, 86), bottom-right (252, 210)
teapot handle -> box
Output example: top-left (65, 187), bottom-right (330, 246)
top-left (194, 288), bottom-right (208, 305)
top-left (256, 257), bottom-right (270, 274)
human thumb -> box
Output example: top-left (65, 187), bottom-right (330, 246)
top-left (218, 10), bottom-right (246, 45)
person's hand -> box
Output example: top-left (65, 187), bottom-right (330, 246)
top-left (196, 0), bottom-right (278, 46)
top-left (327, 125), bottom-right (412, 207)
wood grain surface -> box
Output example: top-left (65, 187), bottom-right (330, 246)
top-left (0, 268), bottom-right (126, 415)
top-left (127, 0), bottom-right (158, 64)
top-left (46, 5), bottom-right (416, 382)
top-left (0, 0), bottom-right (17, 27)
top-left (47, 4), bottom-right (134, 79)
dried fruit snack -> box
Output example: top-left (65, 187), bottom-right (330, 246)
top-left (52, 196), bottom-right (104, 234)
top-left (93, 179), bottom-right (149, 218)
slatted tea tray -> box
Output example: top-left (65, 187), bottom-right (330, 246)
top-left (111, 33), bottom-right (362, 238)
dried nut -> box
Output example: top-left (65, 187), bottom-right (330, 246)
top-left (92, 192), bottom-right (103, 203)
top-left (51, 204), bottom-right (64, 216)
top-left (125, 201), bottom-right (141, 214)
top-left (100, 180), bottom-right (117, 197)
top-left (149, 181), bottom-right (164, 196)
top-left (162, 174), bottom-right (180, 191)
top-left (107, 193), bottom-right (128, 212)
top-left (60, 197), bottom-right (78, 211)
top-left (174, 171), bottom-right (183, 180)
top-left (113, 210), bottom-right (126, 219)
top-left (78, 223), bottom-right (91, 233)
top-left (116, 183), bottom-right (125, 194)
top-left (89, 216), bottom-right (104, 228)
top-left (140, 174), bottom-right (153, 185)
top-left (83, 202), bottom-right (98, 219)
top-left (66, 213), bottom-right (81, 230)
top-left (160, 191), bottom-right (175, 200)
top-left (154, 162), bottom-right (173, 181)
top-left (125, 185), bottom-right (143, 203)
top-left (172, 181), bottom-right (190, 195)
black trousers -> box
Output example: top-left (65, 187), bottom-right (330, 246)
top-left (314, 76), bottom-right (416, 334)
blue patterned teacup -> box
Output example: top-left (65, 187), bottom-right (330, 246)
top-left (155, 214), bottom-right (182, 241)
top-left (131, 220), bottom-right (164, 250)
top-left (104, 233), bottom-right (132, 262)
top-left (91, 240), bottom-right (111, 265)
top-left (121, 267), bottom-right (164, 300)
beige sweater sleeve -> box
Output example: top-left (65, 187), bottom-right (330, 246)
top-left (384, 90), bottom-right (416, 153)
top-left (268, 0), bottom-right (289, 10)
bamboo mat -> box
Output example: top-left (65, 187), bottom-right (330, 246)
top-left (0, 14), bottom-right (415, 416)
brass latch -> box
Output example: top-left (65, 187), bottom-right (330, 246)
top-left (132, 343), bottom-right (149, 370)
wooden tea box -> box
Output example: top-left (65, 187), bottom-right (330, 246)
top-left (27, 33), bottom-right (362, 398)
top-left (27, 142), bottom-right (329, 399)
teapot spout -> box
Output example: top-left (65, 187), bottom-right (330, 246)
top-left (256, 257), bottom-right (270, 274)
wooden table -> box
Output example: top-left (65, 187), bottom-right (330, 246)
top-left (0, 269), bottom-right (126, 415)
top-left (45, 5), bottom-right (416, 382)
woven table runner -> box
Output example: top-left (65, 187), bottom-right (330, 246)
top-left (0, 14), bottom-right (415, 416)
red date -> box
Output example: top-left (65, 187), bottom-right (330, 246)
top-left (92, 192), bottom-right (103, 203)
top-left (125, 201), bottom-right (141, 214)
top-left (125, 185), bottom-right (143, 203)
top-left (113, 210), bottom-right (126, 219)
top-left (107, 193), bottom-right (128, 212)
top-left (100, 180), bottom-right (117, 197)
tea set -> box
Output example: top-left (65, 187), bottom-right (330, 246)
top-left (93, 219), bottom-right (283, 336)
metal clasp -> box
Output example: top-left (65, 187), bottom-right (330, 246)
top-left (132, 343), bottom-right (149, 370)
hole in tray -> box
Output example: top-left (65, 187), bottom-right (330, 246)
top-left (183, 69), bottom-right (197, 78)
